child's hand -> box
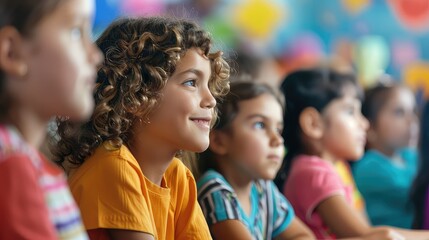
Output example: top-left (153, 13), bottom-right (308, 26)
top-left (362, 227), bottom-right (405, 240)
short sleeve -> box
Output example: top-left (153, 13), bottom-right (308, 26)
top-left (287, 163), bottom-right (345, 222)
top-left (0, 155), bottom-right (57, 240)
top-left (168, 159), bottom-right (212, 240)
top-left (197, 171), bottom-right (241, 226)
top-left (70, 150), bottom-right (154, 235)
top-left (270, 181), bottom-right (295, 237)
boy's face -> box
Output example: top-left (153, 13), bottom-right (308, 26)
top-left (370, 87), bottom-right (417, 151)
top-left (143, 48), bottom-right (215, 153)
top-left (16, 0), bottom-right (102, 121)
top-left (320, 86), bottom-right (369, 161)
top-left (214, 93), bottom-right (284, 181)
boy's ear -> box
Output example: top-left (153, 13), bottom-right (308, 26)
top-left (208, 130), bottom-right (228, 155)
top-left (299, 107), bottom-right (324, 139)
top-left (0, 26), bottom-right (28, 78)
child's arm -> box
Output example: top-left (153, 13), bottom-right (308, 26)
top-left (210, 220), bottom-right (254, 240)
top-left (272, 215), bottom-right (405, 240)
top-left (274, 217), bottom-right (314, 240)
top-left (390, 228), bottom-right (429, 240)
top-left (317, 195), bottom-right (370, 237)
top-left (316, 195), bottom-right (405, 240)
top-left (338, 227), bottom-right (405, 240)
top-left (316, 195), bottom-right (429, 240)
top-left (106, 229), bottom-right (155, 240)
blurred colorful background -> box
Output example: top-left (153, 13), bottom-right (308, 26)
top-left (94, 0), bottom-right (429, 106)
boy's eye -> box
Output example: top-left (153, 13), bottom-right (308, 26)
top-left (183, 79), bottom-right (196, 87)
top-left (254, 122), bottom-right (265, 129)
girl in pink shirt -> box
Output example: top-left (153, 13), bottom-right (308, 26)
top-left (276, 68), bottom-right (429, 240)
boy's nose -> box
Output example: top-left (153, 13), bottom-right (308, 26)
top-left (201, 88), bottom-right (216, 109)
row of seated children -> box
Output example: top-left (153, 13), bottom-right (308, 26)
top-left (1, 0), bottom-right (429, 239)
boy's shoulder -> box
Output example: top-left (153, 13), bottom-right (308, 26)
top-left (165, 158), bottom-right (188, 175)
top-left (164, 158), bottom-right (197, 185)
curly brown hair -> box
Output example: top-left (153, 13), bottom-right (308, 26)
top-left (53, 17), bottom-right (230, 169)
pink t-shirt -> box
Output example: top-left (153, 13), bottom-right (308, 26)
top-left (284, 155), bottom-right (353, 239)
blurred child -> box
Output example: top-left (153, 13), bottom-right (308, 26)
top-left (278, 68), bottom-right (429, 239)
top-left (353, 84), bottom-right (418, 228)
top-left (411, 100), bottom-right (429, 229)
top-left (197, 81), bottom-right (314, 239)
top-left (0, 0), bottom-right (101, 239)
top-left (53, 17), bottom-right (230, 240)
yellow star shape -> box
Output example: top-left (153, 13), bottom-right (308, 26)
top-left (234, 0), bottom-right (285, 39)
top-left (342, 0), bottom-right (370, 14)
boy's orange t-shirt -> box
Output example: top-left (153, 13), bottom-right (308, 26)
top-left (68, 142), bottom-right (211, 240)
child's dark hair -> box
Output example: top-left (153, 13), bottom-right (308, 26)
top-left (362, 83), bottom-right (400, 124)
top-left (0, 0), bottom-right (61, 34)
top-left (197, 81), bottom-right (285, 176)
top-left (53, 17), bottom-right (230, 169)
top-left (228, 50), bottom-right (264, 82)
top-left (274, 68), bottom-right (362, 190)
top-left (0, 0), bottom-right (62, 120)
top-left (411, 100), bottom-right (429, 229)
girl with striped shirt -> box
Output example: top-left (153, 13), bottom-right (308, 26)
top-left (197, 81), bottom-right (314, 240)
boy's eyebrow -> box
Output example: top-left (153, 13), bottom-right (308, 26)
top-left (175, 68), bottom-right (205, 78)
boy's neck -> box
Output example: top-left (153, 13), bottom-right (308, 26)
top-left (128, 132), bottom-right (176, 186)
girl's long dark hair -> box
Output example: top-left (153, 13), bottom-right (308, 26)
top-left (274, 68), bottom-right (361, 190)
top-left (411, 100), bottom-right (429, 229)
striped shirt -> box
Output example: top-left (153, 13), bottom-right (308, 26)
top-left (197, 170), bottom-right (294, 240)
top-left (0, 125), bottom-right (88, 240)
